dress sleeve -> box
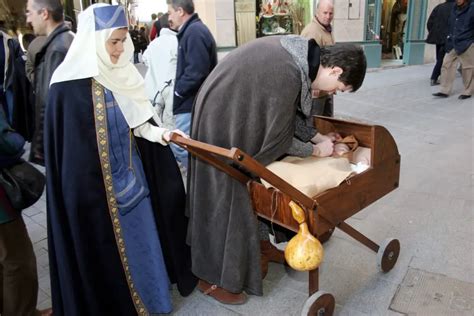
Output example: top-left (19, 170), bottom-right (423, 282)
top-left (133, 122), bottom-right (168, 146)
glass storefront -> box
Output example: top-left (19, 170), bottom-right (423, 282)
top-left (234, 0), bottom-right (429, 67)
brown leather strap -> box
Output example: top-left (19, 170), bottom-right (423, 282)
top-left (203, 284), bottom-right (218, 295)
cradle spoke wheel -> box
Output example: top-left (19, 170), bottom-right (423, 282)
top-left (301, 291), bottom-right (335, 316)
top-left (377, 238), bottom-right (400, 272)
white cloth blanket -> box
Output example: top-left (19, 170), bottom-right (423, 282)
top-left (262, 156), bottom-right (355, 198)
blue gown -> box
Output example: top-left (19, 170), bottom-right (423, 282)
top-left (104, 89), bottom-right (172, 313)
top-left (44, 79), bottom-right (189, 316)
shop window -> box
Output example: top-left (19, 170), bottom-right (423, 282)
top-left (381, 0), bottom-right (408, 57)
top-left (365, 0), bottom-right (380, 41)
top-left (255, 0), bottom-right (311, 37)
top-left (257, 1), bottom-right (293, 37)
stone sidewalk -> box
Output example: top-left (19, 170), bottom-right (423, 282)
top-left (24, 63), bottom-right (473, 315)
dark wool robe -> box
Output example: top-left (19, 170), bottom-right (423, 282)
top-left (188, 36), bottom-right (304, 295)
top-left (44, 79), bottom-right (195, 315)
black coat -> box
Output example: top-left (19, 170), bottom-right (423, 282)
top-left (1, 34), bottom-right (35, 142)
top-left (11, 46), bottom-right (35, 142)
top-left (173, 13), bottom-right (217, 115)
top-left (30, 23), bottom-right (73, 166)
top-left (426, 0), bottom-right (455, 45)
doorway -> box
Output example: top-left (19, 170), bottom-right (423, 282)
top-left (380, 0), bottom-right (408, 61)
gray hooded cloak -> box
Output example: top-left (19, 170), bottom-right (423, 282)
top-left (188, 35), bottom-right (314, 295)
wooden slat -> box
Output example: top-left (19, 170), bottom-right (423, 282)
top-left (337, 222), bottom-right (379, 253)
top-left (309, 268), bottom-right (319, 295)
top-left (170, 133), bottom-right (235, 159)
top-left (313, 156), bottom-right (400, 224)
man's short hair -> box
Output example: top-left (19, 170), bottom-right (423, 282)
top-left (32, 0), bottom-right (64, 23)
top-left (167, 0), bottom-right (195, 15)
top-left (317, 0), bottom-right (334, 9)
top-left (159, 13), bottom-right (170, 29)
top-left (320, 43), bottom-right (367, 92)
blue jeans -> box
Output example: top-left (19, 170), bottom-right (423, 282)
top-left (171, 113), bottom-right (191, 170)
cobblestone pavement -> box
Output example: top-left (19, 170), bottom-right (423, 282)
top-left (24, 63), bottom-right (473, 315)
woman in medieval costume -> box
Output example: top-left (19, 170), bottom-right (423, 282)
top-left (44, 4), bottom-right (196, 315)
top-left (188, 36), bottom-right (367, 304)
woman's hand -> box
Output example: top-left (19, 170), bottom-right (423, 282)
top-left (312, 139), bottom-right (334, 157)
top-left (163, 129), bottom-right (189, 142)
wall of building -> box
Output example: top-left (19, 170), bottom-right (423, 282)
top-left (187, 0), bottom-right (444, 65)
top-left (333, 0), bottom-right (367, 42)
top-left (195, 0), bottom-right (236, 48)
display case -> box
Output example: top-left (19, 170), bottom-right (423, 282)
top-left (258, 13), bottom-right (293, 37)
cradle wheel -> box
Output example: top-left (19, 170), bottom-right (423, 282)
top-left (301, 291), bottom-right (335, 316)
top-left (318, 228), bottom-right (334, 244)
top-left (376, 238), bottom-right (400, 272)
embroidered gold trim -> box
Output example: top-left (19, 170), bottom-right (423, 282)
top-left (92, 79), bottom-right (148, 316)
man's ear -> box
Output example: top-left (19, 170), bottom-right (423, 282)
top-left (41, 9), bottom-right (49, 21)
top-left (332, 66), bottom-right (343, 76)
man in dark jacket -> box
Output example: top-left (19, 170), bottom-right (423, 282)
top-left (188, 37), bottom-right (366, 305)
top-left (433, 0), bottom-right (473, 99)
top-left (0, 33), bottom-right (52, 316)
top-left (426, 0), bottom-right (455, 85)
top-left (0, 29), bottom-right (35, 142)
top-left (167, 0), bottom-right (217, 171)
top-left (26, 0), bottom-right (73, 165)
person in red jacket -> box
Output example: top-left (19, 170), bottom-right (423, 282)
top-left (149, 12), bottom-right (164, 41)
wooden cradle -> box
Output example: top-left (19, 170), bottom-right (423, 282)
top-left (171, 116), bottom-right (401, 316)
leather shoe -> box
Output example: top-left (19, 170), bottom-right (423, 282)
top-left (430, 79), bottom-right (439, 86)
top-left (432, 92), bottom-right (448, 98)
top-left (458, 94), bottom-right (471, 100)
top-left (197, 279), bottom-right (247, 305)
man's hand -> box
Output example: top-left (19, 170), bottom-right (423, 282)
top-left (326, 132), bottom-right (342, 142)
top-left (312, 139), bottom-right (334, 157)
top-left (311, 132), bottom-right (342, 144)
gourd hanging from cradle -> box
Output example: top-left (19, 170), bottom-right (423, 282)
top-left (284, 201), bottom-right (324, 271)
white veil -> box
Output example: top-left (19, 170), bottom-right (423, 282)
top-left (50, 3), bottom-right (153, 128)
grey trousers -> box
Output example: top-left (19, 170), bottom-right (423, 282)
top-left (0, 216), bottom-right (38, 316)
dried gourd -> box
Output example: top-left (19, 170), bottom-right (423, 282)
top-left (284, 201), bottom-right (324, 271)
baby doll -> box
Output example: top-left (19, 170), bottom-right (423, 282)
top-left (332, 135), bottom-right (371, 165)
